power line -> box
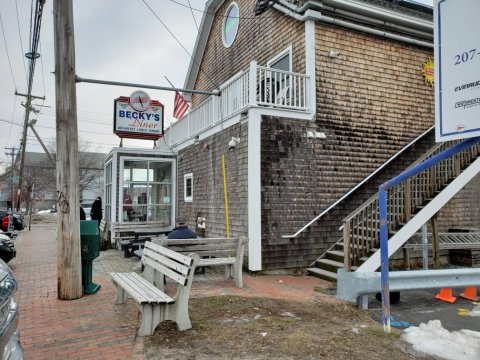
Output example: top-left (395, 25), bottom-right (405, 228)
top-left (186, 0), bottom-right (199, 30)
top-left (16, 0), bottom-right (47, 210)
top-left (168, 0), bottom-right (278, 20)
top-left (14, 0), bottom-right (29, 83)
top-left (142, 0), bottom-right (219, 90)
top-left (38, 111), bottom-right (112, 125)
top-left (38, 41), bottom-right (46, 95)
top-left (0, 10), bottom-right (18, 89)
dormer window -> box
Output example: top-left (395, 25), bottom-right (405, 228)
top-left (222, 2), bottom-right (239, 48)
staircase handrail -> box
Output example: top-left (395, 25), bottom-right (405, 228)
top-left (282, 125), bottom-right (434, 238)
top-left (341, 140), bottom-right (447, 226)
top-left (344, 137), bottom-right (480, 271)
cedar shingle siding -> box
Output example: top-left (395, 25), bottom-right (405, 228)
top-left (193, 0), bottom-right (305, 106)
top-left (175, 0), bottom-right (480, 271)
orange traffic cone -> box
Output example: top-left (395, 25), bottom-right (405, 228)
top-left (459, 287), bottom-right (479, 302)
top-left (435, 288), bottom-right (457, 303)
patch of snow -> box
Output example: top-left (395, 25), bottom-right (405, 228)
top-left (281, 312), bottom-right (296, 317)
top-left (37, 210), bottom-right (52, 214)
top-left (254, 314), bottom-right (261, 320)
top-left (260, 332), bottom-right (267, 337)
top-left (402, 320), bottom-right (480, 360)
top-left (352, 327), bottom-right (359, 334)
top-left (468, 304), bottom-right (480, 317)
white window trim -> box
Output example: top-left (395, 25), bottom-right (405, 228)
top-left (222, 2), bottom-right (240, 48)
top-left (267, 45), bottom-right (292, 71)
top-left (118, 156), bottom-right (176, 224)
top-left (184, 173), bottom-right (193, 202)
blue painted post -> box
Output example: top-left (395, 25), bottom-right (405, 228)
top-left (379, 186), bottom-right (391, 333)
top-left (376, 136), bottom-right (480, 333)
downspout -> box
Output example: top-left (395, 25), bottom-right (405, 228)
top-left (273, 3), bottom-right (433, 49)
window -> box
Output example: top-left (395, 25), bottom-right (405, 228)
top-left (184, 173), bottom-right (193, 202)
top-left (104, 161), bottom-right (112, 221)
top-left (122, 159), bottom-right (173, 225)
top-left (268, 47), bottom-right (292, 72)
top-left (267, 47), bottom-right (292, 104)
top-left (222, 2), bottom-right (239, 48)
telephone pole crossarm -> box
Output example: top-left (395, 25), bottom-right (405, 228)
top-left (14, 91), bottom-right (46, 100)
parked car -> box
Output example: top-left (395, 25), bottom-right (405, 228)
top-left (10, 214), bottom-right (24, 231)
top-left (0, 259), bottom-right (23, 359)
top-left (0, 235), bottom-right (16, 264)
top-left (0, 212), bottom-right (24, 234)
top-left (0, 213), bottom-right (13, 235)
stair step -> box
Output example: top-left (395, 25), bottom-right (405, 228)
top-left (314, 258), bottom-right (343, 273)
top-left (325, 250), bottom-right (344, 262)
top-left (307, 267), bottom-right (337, 282)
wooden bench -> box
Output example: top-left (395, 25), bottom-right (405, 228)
top-left (110, 242), bottom-right (200, 336)
top-left (157, 237), bottom-right (247, 288)
top-left (402, 232), bottom-right (480, 269)
top-left (99, 219), bottom-right (106, 232)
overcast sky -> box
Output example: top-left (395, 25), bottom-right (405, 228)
top-left (0, 0), bottom-right (435, 172)
top-left (0, 0), bottom-right (204, 171)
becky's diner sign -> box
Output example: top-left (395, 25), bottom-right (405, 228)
top-left (114, 90), bottom-right (164, 140)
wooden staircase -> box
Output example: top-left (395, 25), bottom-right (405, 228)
top-left (308, 139), bottom-right (480, 282)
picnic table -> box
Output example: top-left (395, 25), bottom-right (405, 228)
top-left (133, 227), bottom-right (173, 242)
top-left (120, 226), bottom-right (173, 258)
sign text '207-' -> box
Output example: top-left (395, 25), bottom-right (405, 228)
top-left (454, 48), bottom-right (479, 65)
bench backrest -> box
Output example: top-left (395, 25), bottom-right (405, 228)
top-left (159, 237), bottom-right (247, 258)
top-left (99, 219), bottom-right (107, 232)
top-left (112, 222), bottom-right (170, 231)
top-left (141, 241), bottom-right (198, 287)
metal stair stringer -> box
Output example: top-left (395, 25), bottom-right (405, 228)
top-left (357, 155), bottom-right (480, 273)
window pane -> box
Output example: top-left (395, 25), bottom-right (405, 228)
top-left (148, 205), bottom-right (172, 225)
top-left (185, 179), bottom-right (192, 197)
top-left (124, 161), bottom-right (149, 181)
top-left (150, 162), bottom-right (172, 182)
top-left (271, 54), bottom-right (290, 71)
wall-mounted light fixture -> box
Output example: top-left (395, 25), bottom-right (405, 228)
top-left (228, 137), bottom-right (240, 150)
top-left (329, 50), bottom-right (340, 58)
top-left (194, 135), bottom-right (200, 145)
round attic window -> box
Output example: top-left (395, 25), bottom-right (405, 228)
top-left (222, 2), bottom-right (239, 48)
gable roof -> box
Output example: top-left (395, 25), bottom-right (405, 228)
top-left (183, 0), bottom-right (433, 97)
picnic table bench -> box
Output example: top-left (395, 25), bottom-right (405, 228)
top-left (110, 241), bottom-right (200, 336)
top-left (109, 221), bottom-right (172, 257)
top-left (159, 237), bottom-right (247, 288)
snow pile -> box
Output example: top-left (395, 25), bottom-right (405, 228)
top-left (402, 320), bottom-right (480, 360)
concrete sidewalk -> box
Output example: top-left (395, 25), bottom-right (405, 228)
top-left (10, 224), bottom-right (332, 360)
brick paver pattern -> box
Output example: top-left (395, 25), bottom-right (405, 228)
top-left (11, 224), bottom-right (331, 359)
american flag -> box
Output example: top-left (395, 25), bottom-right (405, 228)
top-left (173, 91), bottom-right (189, 120)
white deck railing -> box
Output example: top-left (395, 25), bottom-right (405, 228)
top-left (164, 61), bottom-right (310, 147)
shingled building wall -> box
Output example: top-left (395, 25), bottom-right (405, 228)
top-left (176, 1), bottom-right (480, 270)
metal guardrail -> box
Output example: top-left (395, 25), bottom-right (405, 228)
top-left (336, 267), bottom-right (480, 306)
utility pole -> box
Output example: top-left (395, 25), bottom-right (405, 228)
top-left (4, 147), bottom-right (18, 210)
top-left (54, 0), bottom-right (82, 299)
top-left (15, 93), bottom-right (45, 211)
top-left (28, 119), bottom-right (54, 165)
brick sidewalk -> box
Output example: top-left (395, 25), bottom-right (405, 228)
top-left (10, 224), bottom-right (333, 359)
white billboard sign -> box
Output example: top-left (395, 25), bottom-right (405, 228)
top-left (435, 0), bottom-right (480, 142)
